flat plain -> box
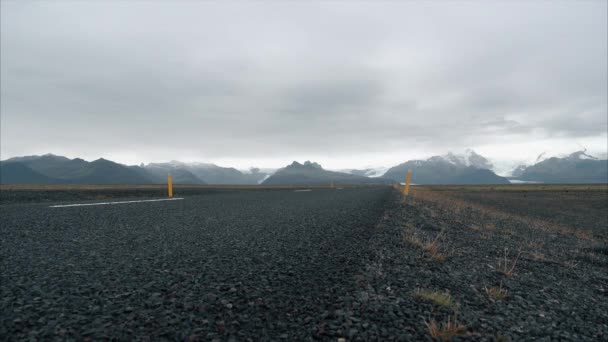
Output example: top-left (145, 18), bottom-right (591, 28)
top-left (1, 185), bottom-right (606, 341)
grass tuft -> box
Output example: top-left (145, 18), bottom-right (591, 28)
top-left (404, 231), bottom-right (449, 262)
top-left (425, 315), bottom-right (466, 340)
top-left (412, 289), bottom-right (458, 310)
top-left (497, 247), bottom-right (520, 277)
top-left (484, 282), bottom-right (508, 301)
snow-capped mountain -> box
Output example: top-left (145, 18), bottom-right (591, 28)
top-left (491, 148), bottom-right (604, 177)
top-left (508, 149), bottom-right (604, 177)
top-left (440, 149), bottom-right (494, 169)
top-left (341, 150), bottom-right (493, 179)
top-left (339, 166), bottom-right (390, 178)
top-left (511, 150), bottom-right (607, 183)
top-left (383, 151), bottom-right (509, 185)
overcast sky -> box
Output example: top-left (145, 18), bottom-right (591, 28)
top-left (1, 1), bottom-right (607, 170)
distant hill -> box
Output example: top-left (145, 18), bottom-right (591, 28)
top-left (0, 154), bottom-right (267, 185)
top-left (262, 161), bottom-right (392, 186)
top-left (1, 155), bottom-right (153, 184)
top-left (515, 151), bottom-right (607, 183)
top-left (384, 151), bottom-right (509, 185)
top-left (142, 164), bottom-right (206, 184)
top-left (74, 159), bottom-right (154, 184)
top-left (4, 154), bottom-right (89, 179)
top-left (0, 162), bottom-right (62, 184)
top-left (144, 162), bottom-right (267, 184)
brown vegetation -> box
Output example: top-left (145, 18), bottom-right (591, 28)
top-left (413, 289), bottom-right (458, 310)
top-left (497, 248), bottom-right (520, 277)
top-left (425, 315), bottom-right (466, 340)
top-left (410, 186), bottom-right (600, 241)
top-left (484, 282), bottom-right (509, 301)
top-left (404, 231), bottom-right (449, 262)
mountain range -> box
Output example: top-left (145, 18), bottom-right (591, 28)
top-left (262, 161), bottom-right (392, 186)
top-left (382, 150), bottom-right (510, 185)
top-left (142, 161), bottom-right (270, 185)
top-left (512, 151), bottom-right (607, 183)
top-left (0, 154), bottom-right (269, 185)
top-left (1, 150), bottom-right (606, 185)
top-left (1, 155), bottom-right (155, 184)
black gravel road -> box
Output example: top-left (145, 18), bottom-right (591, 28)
top-left (3, 187), bottom-right (606, 341)
top-left (1, 188), bottom-right (391, 341)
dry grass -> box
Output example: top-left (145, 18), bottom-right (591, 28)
top-left (484, 282), bottom-right (508, 301)
top-left (404, 222), bottom-right (416, 231)
top-left (524, 241), bottom-right (546, 262)
top-left (422, 233), bottom-right (448, 262)
top-left (563, 260), bottom-right (579, 269)
top-left (404, 232), bottom-right (449, 262)
top-left (409, 187), bottom-right (598, 241)
top-left (413, 289), bottom-right (458, 310)
top-left (528, 251), bottom-right (546, 262)
top-left (414, 184), bottom-right (608, 192)
top-left (469, 224), bottom-right (482, 232)
top-left (470, 221), bottom-right (496, 232)
top-left (574, 229), bottom-right (592, 241)
top-left (425, 315), bottom-right (466, 340)
top-left (501, 228), bottom-right (516, 237)
top-left (497, 248), bottom-right (521, 277)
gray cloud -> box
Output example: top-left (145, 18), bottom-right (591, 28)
top-left (1, 1), bottom-right (606, 168)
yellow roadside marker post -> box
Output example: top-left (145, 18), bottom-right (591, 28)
top-left (168, 174), bottom-right (173, 198)
top-left (403, 169), bottom-right (412, 196)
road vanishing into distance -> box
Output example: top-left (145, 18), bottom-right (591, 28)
top-left (1, 188), bottom-right (391, 340)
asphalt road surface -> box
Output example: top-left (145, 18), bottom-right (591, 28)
top-left (1, 187), bottom-right (390, 340)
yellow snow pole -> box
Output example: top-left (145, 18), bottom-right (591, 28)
top-left (168, 174), bottom-right (173, 198)
top-left (403, 169), bottom-right (412, 196)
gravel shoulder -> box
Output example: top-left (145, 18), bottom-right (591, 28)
top-left (353, 188), bottom-right (607, 341)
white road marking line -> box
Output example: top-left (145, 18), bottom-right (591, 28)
top-left (294, 189), bottom-right (312, 192)
top-left (49, 198), bottom-right (184, 208)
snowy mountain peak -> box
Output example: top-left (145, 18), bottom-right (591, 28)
top-left (146, 161), bottom-right (218, 169)
top-left (567, 150), bottom-right (598, 161)
top-left (440, 150), bottom-right (493, 169)
top-left (285, 161), bottom-right (323, 170)
top-left (531, 149), bottom-right (600, 164)
top-left (339, 166), bottom-right (389, 178)
top-left (506, 149), bottom-right (604, 178)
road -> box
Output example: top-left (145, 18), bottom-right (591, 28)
top-left (1, 187), bottom-right (390, 340)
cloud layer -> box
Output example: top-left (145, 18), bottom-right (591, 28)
top-left (1, 1), bottom-right (606, 168)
